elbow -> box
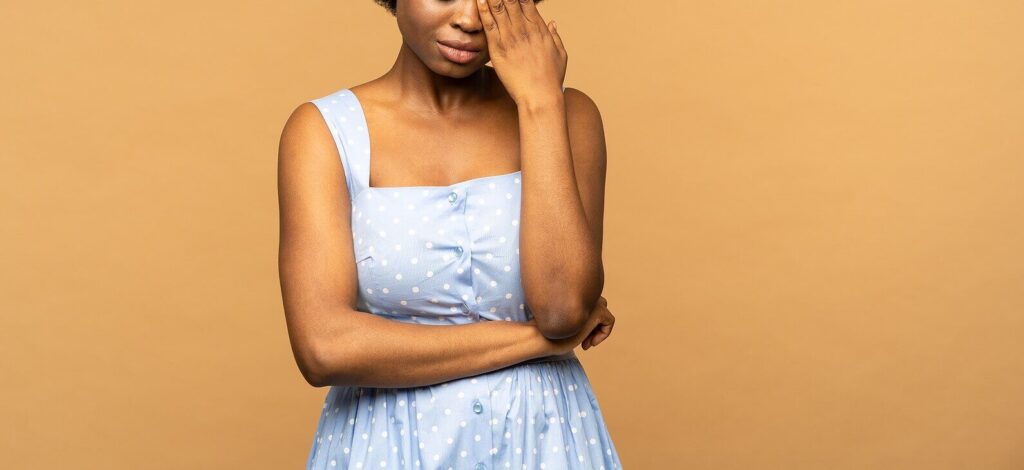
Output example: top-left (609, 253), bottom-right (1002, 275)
top-left (297, 338), bottom-right (361, 388)
top-left (534, 302), bottom-right (589, 340)
top-left (296, 343), bottom-right (331, 388)
top-left (529, 266), bottom-right (604, 340)
top-left (287, 306), bottom-right (370, 388)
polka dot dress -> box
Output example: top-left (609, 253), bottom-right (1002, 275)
top-left (304, 88), bottom-right (623, 470)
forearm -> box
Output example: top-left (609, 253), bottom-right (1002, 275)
top-left (310, 309), bottom-right (553, 388)
top-left (518, 96), bottom-right (604, 335)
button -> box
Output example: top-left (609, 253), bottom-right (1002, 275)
top-left (447, 191), bottom-right (459, 204)
top-left (472, 399), bottom-right (483, 414)
top-left (454, 245), bottom-right (464, 256)
top-left (475, 464), bottom-right (487, 470)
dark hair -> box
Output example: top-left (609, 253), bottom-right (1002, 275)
top-left (374, 0), bottom-right (544, 16)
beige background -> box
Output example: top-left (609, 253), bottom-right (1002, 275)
top-left (3, 1), bottom-right (1023, 468)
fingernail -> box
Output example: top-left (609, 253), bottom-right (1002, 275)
top-left (552, 21), bottom-right (557, 29)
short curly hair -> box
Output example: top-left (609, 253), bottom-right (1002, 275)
top-left (374, 0), bottom-right (544, 16)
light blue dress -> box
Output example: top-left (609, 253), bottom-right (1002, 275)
top-left (305, 87), bottom-right (623, 470)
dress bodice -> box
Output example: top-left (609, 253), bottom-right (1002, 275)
top-left (310, 88), bottom-right (558, 326)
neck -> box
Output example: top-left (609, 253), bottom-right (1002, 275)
top-left (380, 42), bottom-right (496, 113)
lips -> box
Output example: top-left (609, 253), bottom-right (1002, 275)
top-left (437, 40), bottom-right (482, 64)
top-left (437, 39), bottom-right (481, 52)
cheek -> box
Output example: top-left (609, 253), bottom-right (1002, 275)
top-left (397, 0), bottom-right (443, 33)
top-left (397, 9), bottom-right (440, 52)
top-left (397, 25), bottom-right (433, 64)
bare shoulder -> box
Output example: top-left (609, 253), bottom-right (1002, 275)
top-left (281, 102), bottom-right (328, 148)
top-left (279, 101), bottom-right (338, 167)
top-left (277, 98), bottom-right (354, 209)
top-left (563, 87), bottom-right (603, 123)
top-left (561, 87), bottom-right (607, 169)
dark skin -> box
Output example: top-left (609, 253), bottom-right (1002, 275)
top-left (278, 0), bottom-right (614, 388)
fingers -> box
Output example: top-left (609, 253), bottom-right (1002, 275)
top-left (501, 0), bottom-right (526, 32)
top-left (482, 0), bottom-right (549, 44)
top-left (582, 327), bottom-right (601, 350)
top-left (589, 323), bottom-right (611, 348)
top-left (480, 0), bottom-right (512, 37)
top-left (477, 0), bottom-right (502, 43)
top-left (591, 323), bottom-right (613, 347)
top-left (518, 0), bottom-right (548, 30)
top-left (583, 310), bottom-right (615, 350)
top-left (583, 326), bottom-right (608, 350)
top-left (548, 20), bottom-right (566, 57)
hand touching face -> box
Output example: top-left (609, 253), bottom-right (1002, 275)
top-left (477, 0), bottom-right (567, 106)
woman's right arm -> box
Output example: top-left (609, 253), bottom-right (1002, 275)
top-left (278, 102), bottom-right (558, 389)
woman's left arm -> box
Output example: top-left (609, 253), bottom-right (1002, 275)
top-left (477, 0), bottom-right (607, 339)
top-left (518, 90), bottom-right (607, 340)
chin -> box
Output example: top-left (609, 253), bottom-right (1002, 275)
top-left (436, 60), bottom-right (484, 77)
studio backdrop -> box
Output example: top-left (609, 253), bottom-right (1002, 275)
top-left (3, 1), bottom-right (1023, 468)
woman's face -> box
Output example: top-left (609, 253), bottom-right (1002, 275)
top-left (396, 0), bottom-right (492, 76)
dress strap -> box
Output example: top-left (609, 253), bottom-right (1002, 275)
top-left (309, 89), bottom-right (371, 203)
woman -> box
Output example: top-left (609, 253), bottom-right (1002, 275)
top-left (277, 1), bottom-right (621, 468)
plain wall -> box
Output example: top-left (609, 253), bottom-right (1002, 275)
top-left (2, 1), bottom-right (1022, 468)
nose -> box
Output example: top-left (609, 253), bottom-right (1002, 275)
top-left (452, 0), bottom-right (484, 33)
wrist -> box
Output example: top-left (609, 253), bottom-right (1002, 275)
top-left (517, 93), bottom-right (565, 115)
top-left (523, 320), bottom-right (556, 359)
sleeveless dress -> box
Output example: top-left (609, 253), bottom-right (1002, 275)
top-left (305, 86), bottom-right (623, 470)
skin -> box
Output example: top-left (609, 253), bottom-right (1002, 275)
top-left (278, 0), bottom-right (614, 388)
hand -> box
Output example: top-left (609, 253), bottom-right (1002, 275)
top-left (581, 296), bottom-right (613, 350)
top-left (545, 296), bottom-right (616, 355)
top-left (477, 0), bottom-right (567, 106)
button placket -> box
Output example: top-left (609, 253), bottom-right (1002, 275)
top-left (450, 189), bottom-right (474, 318)
top-left (468, 373), bottom-right (495, 469)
